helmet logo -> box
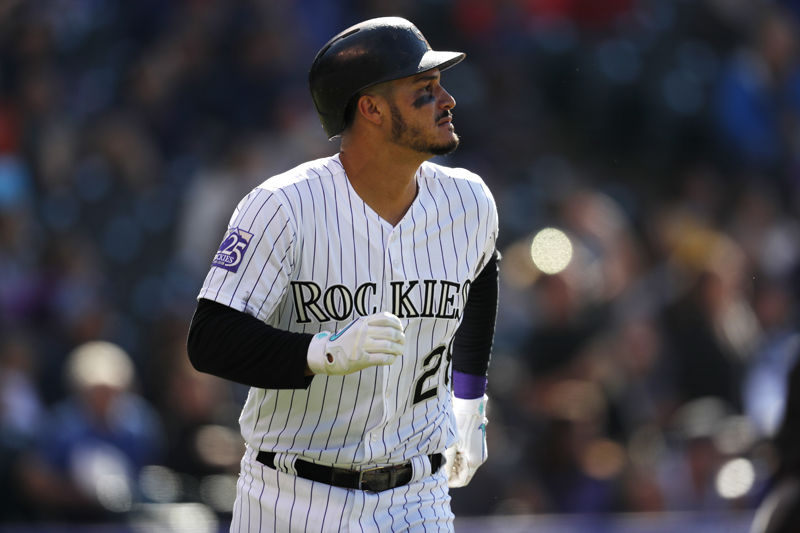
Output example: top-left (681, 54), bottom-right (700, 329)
top-left (411, 26), bottom-right (431, 50)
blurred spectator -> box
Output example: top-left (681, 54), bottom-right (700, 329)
top-left (659, 216), bottom-right (759, 410)
top-left (657, 396), bottom-right (734, 511)
top-left (0, 333), bottom-right (44, 521)
top-left (526, 377), bottom-right (626, 513)
top-left (0, 149), bottom-right (41, 327)
top-left (147, 316), bottom-right (242, 511)
top-left (750, 356), bottom-right (800, 533)
top-left (0, 332), bottom-right (44, 442)
top-left (743, 279), bottom-right (799, 439)
top-left (32, 341), bottom-right (165, 521)
top-left (712, 5), bottom-right (800, 187)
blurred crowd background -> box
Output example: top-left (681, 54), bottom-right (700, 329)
top-left (2, 0), bottom-right (800, 530)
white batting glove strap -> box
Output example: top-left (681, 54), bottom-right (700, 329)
top-left (444, 394), bottom-right (488, 488)
top-left (307, 312), bottom-right (405, 376)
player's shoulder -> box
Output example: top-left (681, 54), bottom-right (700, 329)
top-left (257, 153), bottom-right (343, 192)
top-left (420, 160), bottom-right (495, 203)
top-left (420, 160), bottom-right (485, 185)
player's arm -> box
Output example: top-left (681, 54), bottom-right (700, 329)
top-left (188, 298), bottom-right (315, 389)
top-left (445, 250), bottom-right (499, 487)
top-left (452, 250), bottom-right (499, 393)
top-left (187, 299), bottom-right (406, 388)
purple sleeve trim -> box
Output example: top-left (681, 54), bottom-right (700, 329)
top-left (453, 370), bottom-right (487, 399)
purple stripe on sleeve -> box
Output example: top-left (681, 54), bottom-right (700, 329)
top-left (452, 370), bottom-right (487, 399)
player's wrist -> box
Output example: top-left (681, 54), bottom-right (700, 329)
top-left (452, 394), bottom-right (487, 414)
top-left (306, 331), bottom-right (332, 375)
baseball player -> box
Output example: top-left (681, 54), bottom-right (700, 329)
top-left (187, 17), bottom-right (499, 532)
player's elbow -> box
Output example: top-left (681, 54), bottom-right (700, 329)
top-left (186, 303), bottom-right (217, 375)
top-left (186, 317), bottom-right (206, 372)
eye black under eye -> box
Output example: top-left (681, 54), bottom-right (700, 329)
top-left (412, 92), bottom-right (436, 108)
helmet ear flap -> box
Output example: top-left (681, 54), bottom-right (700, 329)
top-left (341, 95), bottom-right (360, 134)
top-left (341, 89), bottom-right (374, 133)
top-left (308, 17), bottom-right (465, 140)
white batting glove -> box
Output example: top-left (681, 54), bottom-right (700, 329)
top-left (444, 394), bottom-right (488, 488)
top-left (307, 312), bottom-right (405, 375)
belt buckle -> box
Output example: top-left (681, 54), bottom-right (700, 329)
top-left (358, 465), bottom-right (393, 493)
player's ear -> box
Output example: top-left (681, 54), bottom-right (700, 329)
top-left (355, 93), bottom-right (386, 127)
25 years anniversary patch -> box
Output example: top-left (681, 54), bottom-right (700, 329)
top-left (212, 227), bottom-right (254, 272)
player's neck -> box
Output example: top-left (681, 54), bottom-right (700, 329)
top-left (339, 141), bottom-right (423, 227)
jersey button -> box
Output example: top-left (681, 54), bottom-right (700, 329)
top-left (370, 434), bottom-right (378, 442)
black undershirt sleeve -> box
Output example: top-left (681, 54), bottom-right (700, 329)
top-left (187, 298), bottom-right (314, 389)
top-left (776, 356), bottom-right (800, 478)
top-left (451, 251), bottom-right (499, 377)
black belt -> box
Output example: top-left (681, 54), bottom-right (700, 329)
top-left (256, 451), bottom-right (442, 493)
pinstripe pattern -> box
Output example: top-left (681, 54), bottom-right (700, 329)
top-left (231, 447), bottom-right (454, 532)
top-left (200, 153), bottom-right (497, 531)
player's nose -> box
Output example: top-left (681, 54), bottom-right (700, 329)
top-left (438, 86), bottom-right (456, 110)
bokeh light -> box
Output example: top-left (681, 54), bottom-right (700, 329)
top-left (715, 458), bottom-right (756, 500)
top-left (530, 227), bottom-right (573, 275)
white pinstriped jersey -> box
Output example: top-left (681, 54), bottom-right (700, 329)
top-left (199, 153), bottom-right (498, 469)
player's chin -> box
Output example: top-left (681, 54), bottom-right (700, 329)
top-left (429, 135), bottom-right (459, 156)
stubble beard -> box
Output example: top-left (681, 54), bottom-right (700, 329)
top-left (389, 102), bottom-right (459, 156)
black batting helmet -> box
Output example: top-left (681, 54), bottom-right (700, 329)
top-left (309, 17), bottom-right (465, 139)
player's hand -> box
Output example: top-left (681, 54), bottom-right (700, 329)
top-left (444, 394), bottom-right (488, 488)
top-left (307, 312), bottom-right (405, 375)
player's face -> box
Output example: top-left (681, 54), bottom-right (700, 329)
top-left (386, 70), bottom-right (459, 156)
